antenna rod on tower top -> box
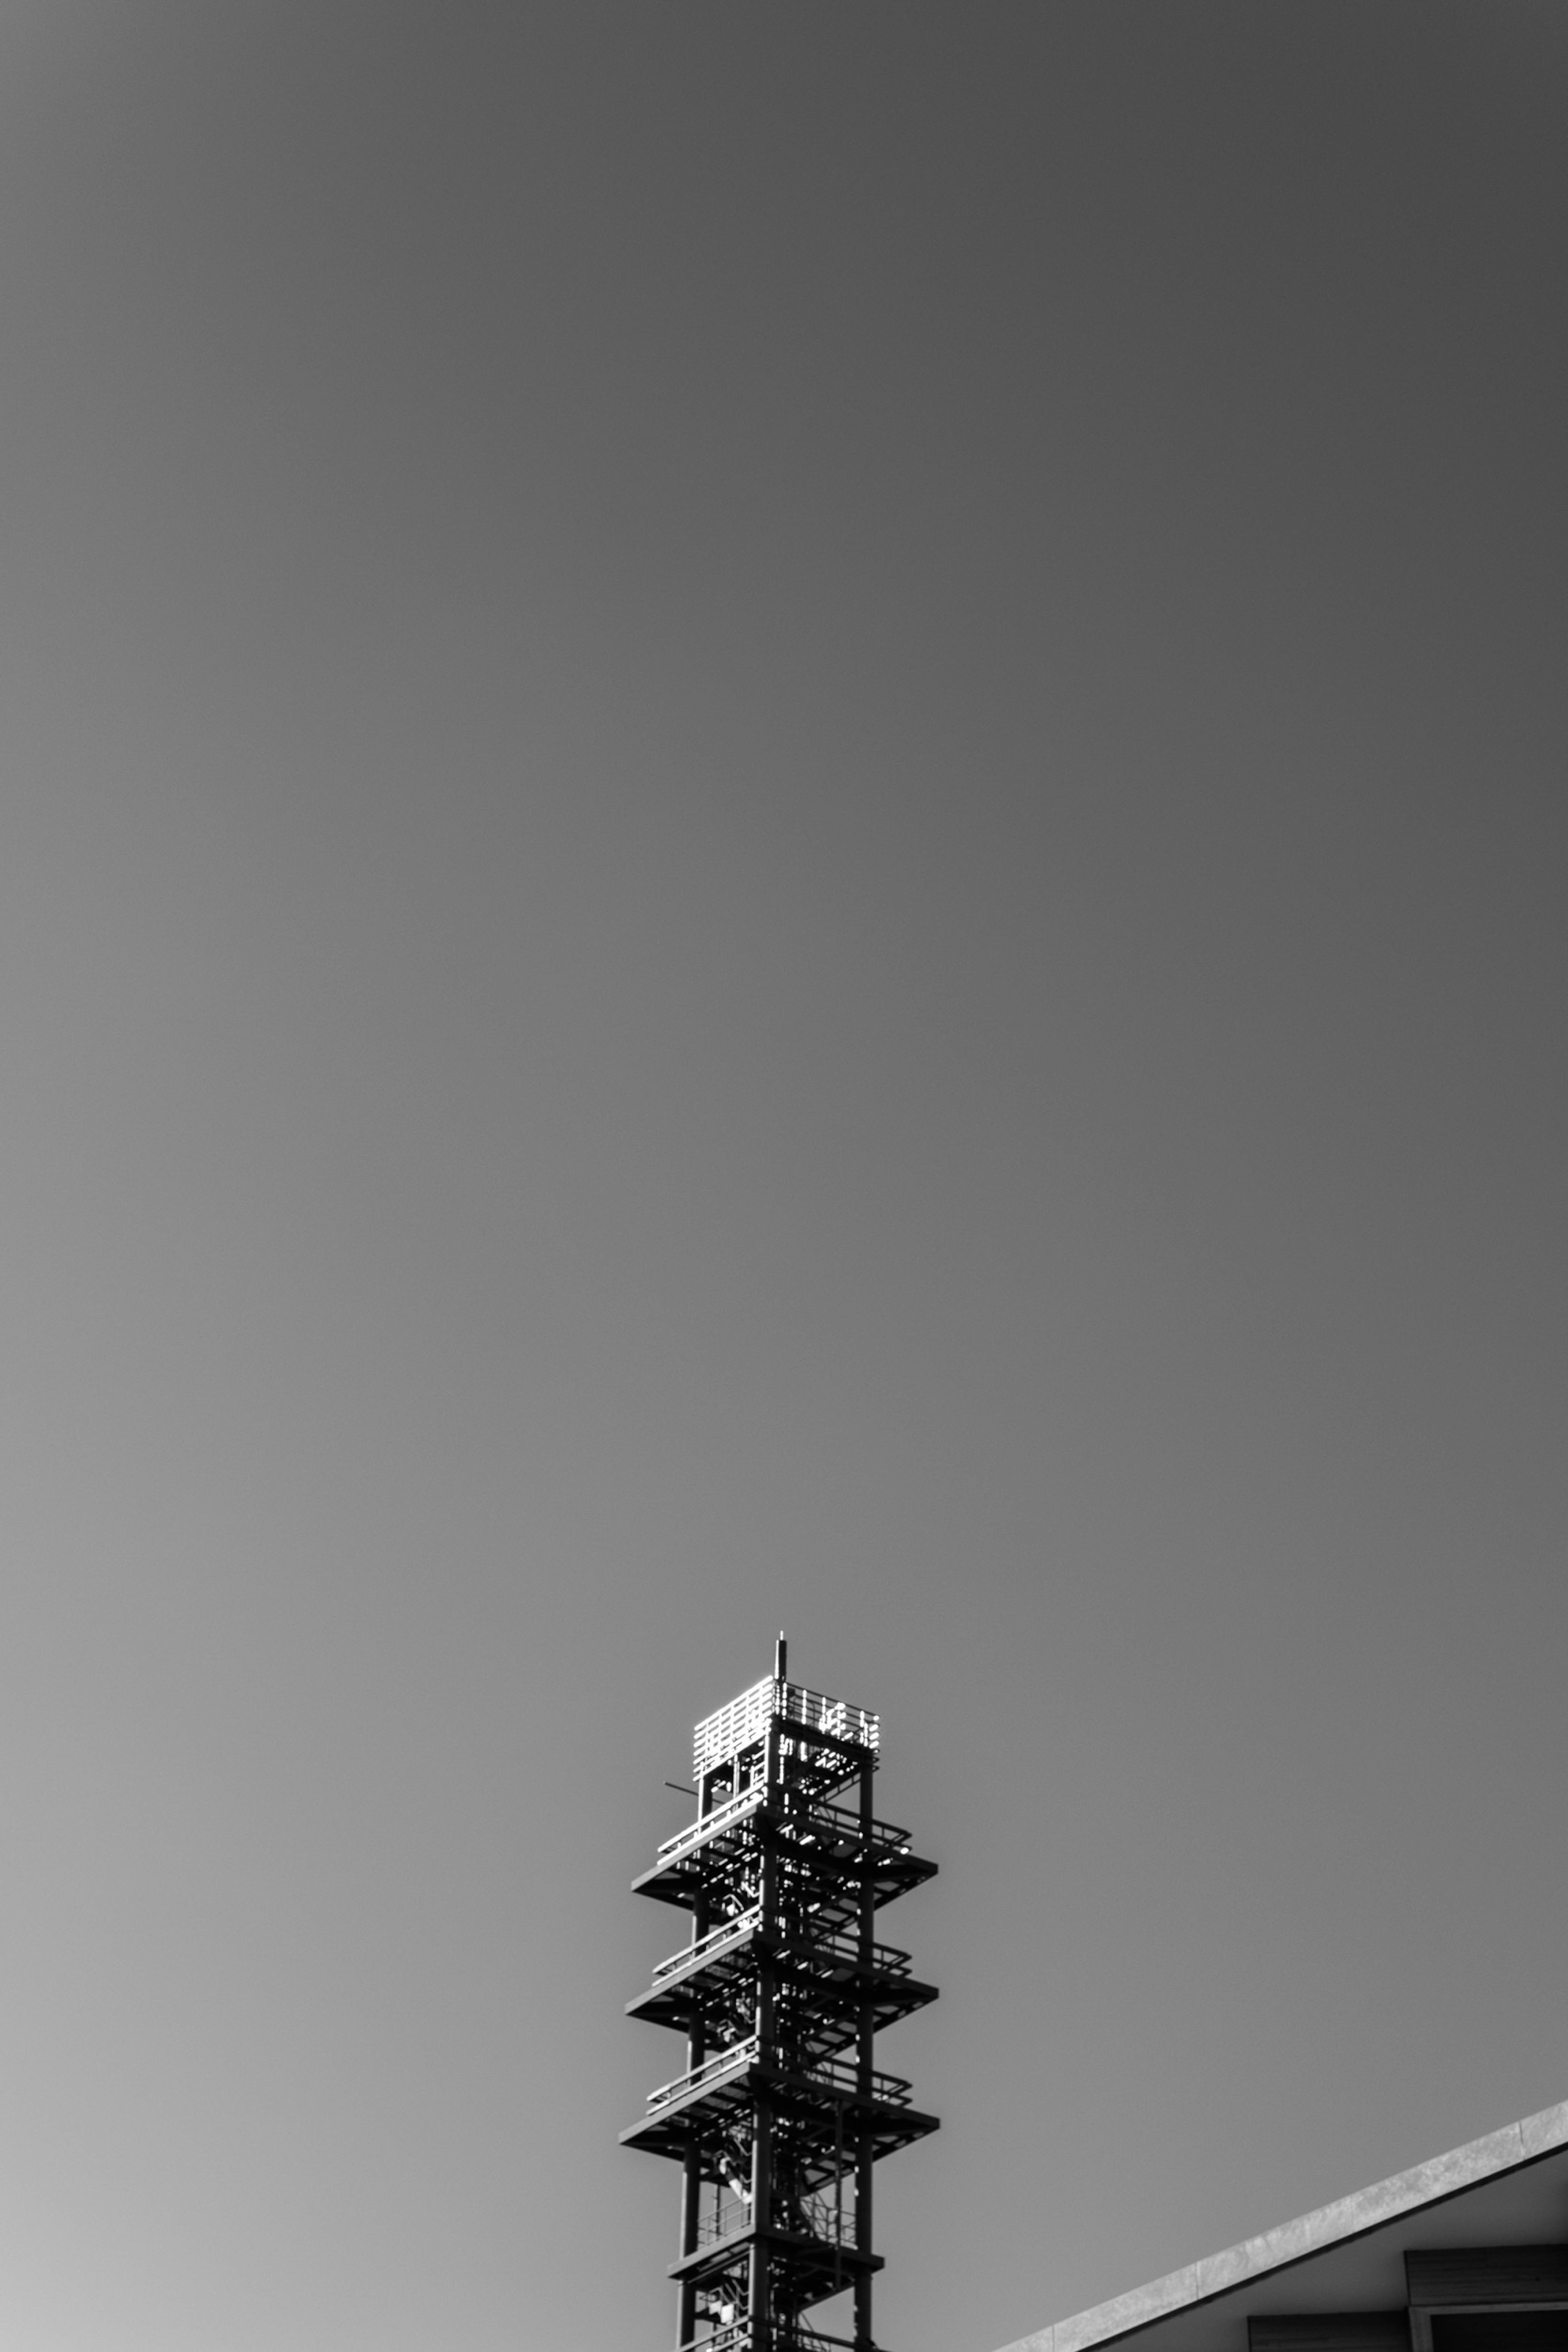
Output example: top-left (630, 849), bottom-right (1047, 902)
top-left (775, 1632), bottom-right (787, 1682)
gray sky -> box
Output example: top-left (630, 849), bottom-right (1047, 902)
top-left (2, 7), bottom-right (1566, 2351)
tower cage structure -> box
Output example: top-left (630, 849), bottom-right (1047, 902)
top-left (623, 1642), bottom-right (938, 2352)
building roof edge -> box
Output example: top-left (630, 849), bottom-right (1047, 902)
top-left (993, 2096), bottom-right (1568, 2352)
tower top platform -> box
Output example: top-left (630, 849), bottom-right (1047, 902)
top-left (693, 1672), bottom-right (880, 1784)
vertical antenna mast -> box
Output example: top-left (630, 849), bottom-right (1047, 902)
top-left (623, 1655), bottom-right (939, 2352)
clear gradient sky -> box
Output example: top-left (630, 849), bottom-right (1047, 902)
top-left (2, 7), bottom-right (1566, 2352)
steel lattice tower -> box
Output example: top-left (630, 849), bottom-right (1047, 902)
top-left (623, 1641), bottom-right (938, 2352)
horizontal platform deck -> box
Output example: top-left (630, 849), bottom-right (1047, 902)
top-left (634, 1793), bottom-right (937, 1913)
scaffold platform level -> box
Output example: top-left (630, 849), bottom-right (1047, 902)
top-left (619, 2040), bottom-right (940, 2171)
top-left (627, 1919), bottom-right (938, 2042)
top-left (631, 1910), bottom-right (927, 2001)
top-left (682, 2322), bottom-right (866, 2352)
top-left (694, 1675), bottom-right (879, 1783)
top-left (670, 2226), bottom-right (882, 2295)
top-left (632, 1795), bottom-right (936, 1913)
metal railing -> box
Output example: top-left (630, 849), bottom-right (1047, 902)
top-left (647, 2036), bottom-right (912, 2116)
top-left (677, 2323), bottom-right (748, 2352)
top-left (651, 1906), bottom-right (762, 1987)
top-left (682, 2323), bottom-right (865, 2342)
top-left (693, 1676), bottom-right (879, 1782)
top-left (655, 1786), bottom-right (915, 1873)
top-left (694, 2185), bottom-right (858, 2253)
top-left (646, 2036), bottom-right (757, 2114)
top-left (799, 1799), bottom-right (913, 1859)
top-left (678, 2325), bottom-right (857, 2352)
top-left (648, 1909), bottom-right (910, 1993)
top-left (792, 2051), bottom-right (914, 2108)
top-left (695, 2189), bottom-right (751, 2248)
top-left (657, 1781), bottom-right (766, 1864)
top-left (791, 1924), bottom-right (913, 1977)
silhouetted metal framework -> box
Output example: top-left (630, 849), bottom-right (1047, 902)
top-left (623, 1641), bottom-right (938, 2352)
